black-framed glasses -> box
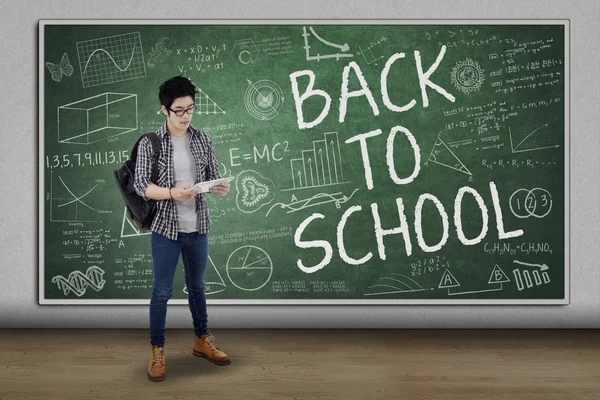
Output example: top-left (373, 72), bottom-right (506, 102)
top-left (169, 105), bottom-right (196, 117)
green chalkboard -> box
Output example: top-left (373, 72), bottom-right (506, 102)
top-left (39, 21), bottom-right (568, 304)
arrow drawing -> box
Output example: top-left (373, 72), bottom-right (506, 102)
top-left (513, 260), bottom-right (549, 271)
top-left (303, 26), bottom-right (354, 61)
top-left (309, 27), bottom-right (350, 52)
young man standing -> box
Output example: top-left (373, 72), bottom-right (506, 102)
top-left (134, 76), bottom-right (231, 382)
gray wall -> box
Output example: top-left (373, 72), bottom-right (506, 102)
top-left (1, 0), bottom-right (598, 328)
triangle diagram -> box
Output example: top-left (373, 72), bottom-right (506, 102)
top-left (488, 264), bottom-right (510, 284)
top-left (438, 269), bottom-right (461, 289)
top-left (185, 256), bottom-right (227, 295)
top-left (205, 256), bottom-right (227, 294)
top-left (194, 85), bottom-right (226, 115)
top-left (120, 208), bottom-right (150, 238)
top-left (428, 137), bottom-right (472, 176)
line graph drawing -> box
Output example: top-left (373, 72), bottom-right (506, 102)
top-left (184, 256), bottom-right (227, 295)
top-left (226, 245), bottom-right (273, 291)
top-left (302, 26), bottom-right (354, 61)
top-left (245, 79), bottom-right (284, 120)
top-left (364, 273), bottom-right (432, 296)
top-left (509, 123), bottom-right (560, 153)
top-left (265, 189), bottom-right (359, 217)
top-left (283, 132), bottom-right (349, 191)
top-left (76, 32), bottom-right (146, 88)
top-left (51, 265), bottom-right (106, 297)
top-left (50, 171), bottom-right (104, 223)
top-left (427, 137), bottom-right (472, 176)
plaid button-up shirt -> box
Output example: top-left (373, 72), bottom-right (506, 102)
top-left (133, 122), bottom-right (221, 240)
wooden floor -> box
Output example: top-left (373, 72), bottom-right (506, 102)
top-left (0, 329), bottom-right (598, 400)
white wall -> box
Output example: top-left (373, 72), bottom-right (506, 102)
top-left (1, 0), bottom-right (598, 328)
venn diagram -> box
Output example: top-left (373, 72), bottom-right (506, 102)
top-left (509, 188), bottom-right (552, 219)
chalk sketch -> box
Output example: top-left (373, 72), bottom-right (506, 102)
top-left (439, 265), bottom-right (510, 296)
top-left (357, 45), bottom-right (384, 66)
top-left (120, 208), bottom-right (151, 238)
top-left (427, 137), bottom-right (472, 176)
top-left (147, 37), bottom-right (172, 68)
top-left (232, 39), bottom-right (266, 66)
top-left (76, 32), bottom-right (146, 87)
top-left (154, 85), bottom-right (225, 115)
top-left (364, 273), bottom-right (432, 296)
top-left (512, 260), bottom-right (551, 291)
top-left (226, 245), bottom-right (273, 291)
top-left (509, 123), bottom-right (560, 153)
top-left (509, 188), bottom-right (552, 219)
top-left (231, 37), bottom-right (292, 67)
top-left (283, 132), bottom-right (349, 191)
top-left (184, 256), bottom-right (227, 295)
top-left (245, 79), bottom-right (284, 120)
top-left (46, 52), bottom-right (74, 82)
top-left (50, 171), bottom-right (105, 223)
top-left (302, 26), bottom-right (354, 61)
top-left (194, 84), bottom-right (226, 115)
top-left (450, 58), bottom-right (485, 95)
top-left (235, 170), bottom-right (276, 213)
top-left (265, 189), bottom-right (359, 217)
top-left (51, 265), bottom-right (106, 297)
top-left (58, 93), bottom-right (138, 144)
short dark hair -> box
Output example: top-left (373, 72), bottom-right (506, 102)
top-left (158, 75), bottom-right (198, 111)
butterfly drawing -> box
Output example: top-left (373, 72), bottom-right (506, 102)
top-left (45, 52), bottom-right (74, 82)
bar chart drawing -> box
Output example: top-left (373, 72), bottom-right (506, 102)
top-left (284, 132), bottom-right (347, 191)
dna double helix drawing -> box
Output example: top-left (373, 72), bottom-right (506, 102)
top-left (51, 265), bottom-right (106, 297)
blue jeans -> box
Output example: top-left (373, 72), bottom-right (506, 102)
top-left (150, 231), bottom-right (209, 347)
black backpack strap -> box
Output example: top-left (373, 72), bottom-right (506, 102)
top-left (145, 132), bottom-right (161, 183)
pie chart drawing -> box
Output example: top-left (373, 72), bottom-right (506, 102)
top-left (226, 245), bottom-right (273, 291)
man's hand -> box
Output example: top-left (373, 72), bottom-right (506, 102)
top-left (209, 181), bottom-right (230, 196)
top-left (171, 185), bottom-right (197, 202)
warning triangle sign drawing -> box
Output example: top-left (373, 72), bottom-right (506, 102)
top-left (428, 137), bottom-right (472, 176)
top-left (120, 208), bottom-right (150, 238)
top-left (488, 264), bottom-right (510, 284)
top-left (438, 269), bottom-right (461, 289)
top-left (194, 85), bottom-right (226, 115)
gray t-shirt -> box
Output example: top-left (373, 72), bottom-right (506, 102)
top-left (171, 133), bottom-right (197, 233)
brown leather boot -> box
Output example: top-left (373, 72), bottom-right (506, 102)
top-left (147, 345), bottom-right (166, 381)
top-left (193, 332), bottom-right (231, 365)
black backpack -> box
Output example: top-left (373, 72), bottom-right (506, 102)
top-left (113, 132), bottom-right (161, 233)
